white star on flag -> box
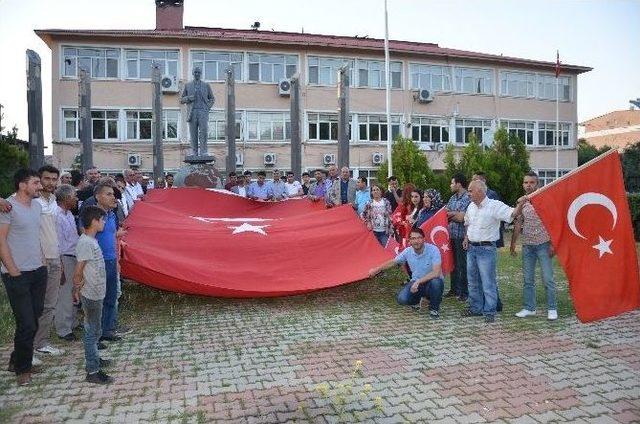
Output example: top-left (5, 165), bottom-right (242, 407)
top-left (228, 222), bottom-right (270, 236)
top-left (592, 236), bottom-right (613, 258)
top-left (441, 244), bottom-right (450, 252)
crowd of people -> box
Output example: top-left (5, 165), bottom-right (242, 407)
top-left (0, 163), bottom-right (558, 387)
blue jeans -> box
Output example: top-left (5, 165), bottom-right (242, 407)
top-left (397, 278), bottom-right (444, 311)
top-left (82, 296), bottom-right (102, 374)
top-left (374, 231), bottom-right (389, 247)
top-left (467, 244), bottom-right (498, 316)
top-left (522, 242), bottom-right (557, 311)
top-left (101, 259), bottom-right (118, 338)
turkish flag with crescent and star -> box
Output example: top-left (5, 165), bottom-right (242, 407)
top-left (419, 207), bottom-right (454, 275)
top-left (529, 150), bottom-right (640, 322)
top-left (120, 188), bottom-right (393, 297)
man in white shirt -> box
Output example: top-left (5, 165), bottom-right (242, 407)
top-left (123, 169), bottom-right (143, 212)
top-left (284, 171), bottom-right (303, 198)
top-left (462, 179), bottom-right (525, 323)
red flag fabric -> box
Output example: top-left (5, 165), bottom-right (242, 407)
top-left (384, 235), bottom-right (401, 256)
top-left (529, 151), bottom-right (640, 322)
top-left (120, 189), bottom-right (393, 297)
top-left (419, 207), bottom-right (454, 275)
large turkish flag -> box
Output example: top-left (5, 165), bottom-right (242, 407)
top-left (419, 207), bottom-right (454, 275)
top-left (120, 189), bottom-right (393, 297)
top-left (529, 150), bottom-right (640, 322)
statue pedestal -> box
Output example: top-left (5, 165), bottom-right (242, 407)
top-left (174, 162), bottom-right (222, 189)
top-left (185, 154), bottom-right (215, 164)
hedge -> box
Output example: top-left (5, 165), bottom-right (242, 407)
top-left (629, 193), bottom-right (640, 241)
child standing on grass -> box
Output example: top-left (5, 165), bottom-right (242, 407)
top-left (73, 206), bottom-right (114, 385)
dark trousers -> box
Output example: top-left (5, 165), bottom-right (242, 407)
top-left (2, 266), bottom-right (47, 374)
top-left (397, 278), bottom-right (445, 311)
top-left (450, 238), bottom-right (468, 297)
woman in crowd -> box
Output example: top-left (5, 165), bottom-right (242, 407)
top-left (391, 183), bottom-right (416, 245)
top-left (361, 184), bottom-right (393, 246)
top-left (406, 189), bottom-right (424, 228)
top-left (414, 188), bottom-right (444, 228)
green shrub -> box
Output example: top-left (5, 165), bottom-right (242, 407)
top-left (628, 193), bottom-right (640, 241)
top-left (0, 141), bottom-right (29, 198)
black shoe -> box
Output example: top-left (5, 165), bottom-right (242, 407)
top-left (86, 370), bottom-right (114, 385)
top-left (484, 315), bottom-right (496, 323)
top-left (58, 333), bottom-right (78, 342)
top-left (461, 309), bottom-right (482, 317)
top-left (97, 342), bottom-right (107, 350)
top-left (99, 358), bottom-right (114, 368)
top-left (7, 362), bottom-right (14, 373)
top-left (99, 335), bottom-right (122, 342)
top-left (429, 310), bottom-right (440, 320)
top-left (114, 326), bottom-right (133, 336)
top-left (444, 290), bottom-right (457, 298)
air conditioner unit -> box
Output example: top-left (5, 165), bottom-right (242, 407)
top-left (418, 143), bottom-right (433, 151)
top-left (264, 153), bottom-right (277, 166)
top-left (127, 153), bottom-right (141, 167)
top-left (235, 152), bottom-right (244, 166)
top-left (372, 152), bottom-right (384, 165)
top-left (415, 89), bottom-right (434, 103)
top-left (278, 79), bottom-right (291, 96)
top-left (160, 75), bottom-right (179, 93)
top-left (322, 153), bottom-right (336, 166)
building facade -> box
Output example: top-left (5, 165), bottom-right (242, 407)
top-left (36, 1), bottom-right (591, 186)
top-left (580, 109), bottom-right (640, 150)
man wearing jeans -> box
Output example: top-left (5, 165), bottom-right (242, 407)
top-left (510, 172), bottom-right (558, 320)
top-left (0, 169), bottom-right (47, 386)
top-left (462, 180), bottom-right (525, 323)
top-left (369, 228), bottom-right (445, 319)
top-left (446, 173), bottom-right (471, 301)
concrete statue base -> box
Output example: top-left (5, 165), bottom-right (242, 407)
top-left (174, 163), bottom-right (222, 189)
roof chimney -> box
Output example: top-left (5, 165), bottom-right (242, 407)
top-left (155, 0), bottom-right (184, 31)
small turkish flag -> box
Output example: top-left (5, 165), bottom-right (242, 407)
top-left (419, 207), bottom-right (454, 275)
top-left (529, 150), bottom-right (640, 322)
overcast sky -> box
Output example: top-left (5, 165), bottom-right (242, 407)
top-left (1, 0), bottom-right (638, 147)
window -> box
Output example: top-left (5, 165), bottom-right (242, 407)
top-left (91, 110), bottom-right (119, 140)
top-left (62, 109), bottom-right (78, 140)
top-left (538, 122), bottom-right (571, 147)
top-left (537, 169), bottom-right (570, 187)
top-left (501, 120), bottom-right (535, 145)
top-left (409, 64), bottom-right (452, 92)
top-left (538, 75), bottom-right (571, 101)
top-left (163, 110), bottom-right (179, 140)
top-left (307, 113), bottom-right (353, 141)
top-left (248, 54), bottom-right (297, 83)
top-left (126, 111), bottom-right (153, 140)
top-left (411, 117), bottom-right (450, 143)
top-left (247, 112), bottom-right (291, 141)
top-left (357, 60), bottom-right (402, 88)
top-left (500, 72), bottom-right (536, 98)
top-left (191, 51), bottom-right (243, 81)
top-left (455, 119), bottom-right (493, 143)
top-left (308, 56), bottom-right (354, 86)
top-left (208, 111), bottom-right (243, 141)
top-left (63, 47), bottom-right (119, 78)
top-left (454, 67), bottom-right (493, 95)
top-left (125, 50), bottom-right (179, 79)
top-left (358, 115), bottom-right (401, 142)
top-left (354, 169), bottom-right (379, 186)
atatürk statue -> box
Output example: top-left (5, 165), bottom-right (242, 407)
top-left (181, 66), bottom-right (214, 158)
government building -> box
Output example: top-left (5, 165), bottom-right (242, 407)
top-left (37, 0), bottom-right (591, 186)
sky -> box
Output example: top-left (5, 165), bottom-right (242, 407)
top-left (0, 0), bottom-right (639, 149)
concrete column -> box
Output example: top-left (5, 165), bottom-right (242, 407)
top-left (78, 66), bottom-right (93, 172)
top-left (290, 76), bottom-right (302, 177)
top-left (337, 66), bottom-right (350, 169)
top-left (152, 63), bottom-right (164, 187)
top-left (26, 50), bottom-right (45, 169)
top-left (225, 67), bottom-right (236, 175)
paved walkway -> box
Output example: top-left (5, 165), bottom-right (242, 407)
top-left (1, 281), bottom-right (639, 423)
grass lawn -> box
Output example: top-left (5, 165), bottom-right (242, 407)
top-left (0, 232), bottom-right (600, 348)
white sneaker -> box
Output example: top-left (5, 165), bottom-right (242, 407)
top-left (548, 310), bottom-right (558, 320)
top-left (36, 345), bottom-right (65, 356)
top-left (32, 355), bottom-right (43, 366)
top-left (515, 309), bottom-right (537, 318)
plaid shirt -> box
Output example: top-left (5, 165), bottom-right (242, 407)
top-left (518, 202), bottom-right (550, 245)
top-left (446, 190), bottom-right (470, 239)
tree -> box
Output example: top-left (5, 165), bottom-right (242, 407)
top-left (0, 129), bottom-right (29, 198)
top-left (377, 137), bottom-right (440, 190)
top-left (577, 139), bottom-right (611, 165)
top-left (621, 141), bottom-right (640, 193)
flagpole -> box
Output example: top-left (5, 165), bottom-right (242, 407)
top-left (384, 0), bottom-right (392, 178)
top-left (555, 50), bottom-right (560, 183)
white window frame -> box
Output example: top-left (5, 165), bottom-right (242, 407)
top-left (91, 109), bottom-right (120, 141)
top-left (246, 110), bottom-right (291, 142)
top-left (409, 63), bottom-right (453, 92)
top-left (499, 71), bottom-right (536, 98)
top-left (357, 114), bottom-right (402, 143)
top-left (454, 118), bottom-right (493, 144)
top-left (61, 45), bottom-right (120, 80)
top-left (190, 50), bottom-right (244, 82)
top-left (125, 110), bottom-right (153, 141)
top-left (307, 112), bottom-right (354, 142)
top-left (499, 119), bottom-right (536, 146)
top-left (538, 121), bottom-right (572, 147)
top-left (454, 66), bottom-right (494, 95)
top-left (124, 49), bottom-right (180, 80)
top-left (356, 59), bottom-right (402, 89)
top-left (537, 74), bottom-right (572, 102)
top-left (535, 168), bottom-right (571, 187)
top-left (411, 116), bottom-right (450, 144)
top-left (207, 110), bottom-right (243, 142)
top-left (307, 55), bottom-right (355, 87)
top-left (61, 109), bottom-right (79, 141)
top-left (247, 53), bottom-right (298, 84)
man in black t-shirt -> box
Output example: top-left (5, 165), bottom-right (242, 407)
top-left (384, 176), bottom-right (402, 212)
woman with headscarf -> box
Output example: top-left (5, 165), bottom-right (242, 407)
top-left (414, 188), bottom-right (444, 229)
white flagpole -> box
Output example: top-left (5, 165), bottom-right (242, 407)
top-left (384, 0), bottom-right (392, 178)
top-left (555, 50), bottom-right (560, 181)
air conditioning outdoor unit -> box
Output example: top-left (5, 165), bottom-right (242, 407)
top-left (235, 152), bottom-right (244, 166)
top-left (127, 153), bottom-right (141, 167)
top-left (323, 153), bottom-right (336, 165)
top-left (416, 89), bottom-right (434, 103)
top-left (160, 75), bottom-right (179, 93)
top-left (264, 153), bottom-right (277, 165)
top-left (372, 152), bottom-right (384, 165)
top-left (278, 79), bottom-right (292, 96)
